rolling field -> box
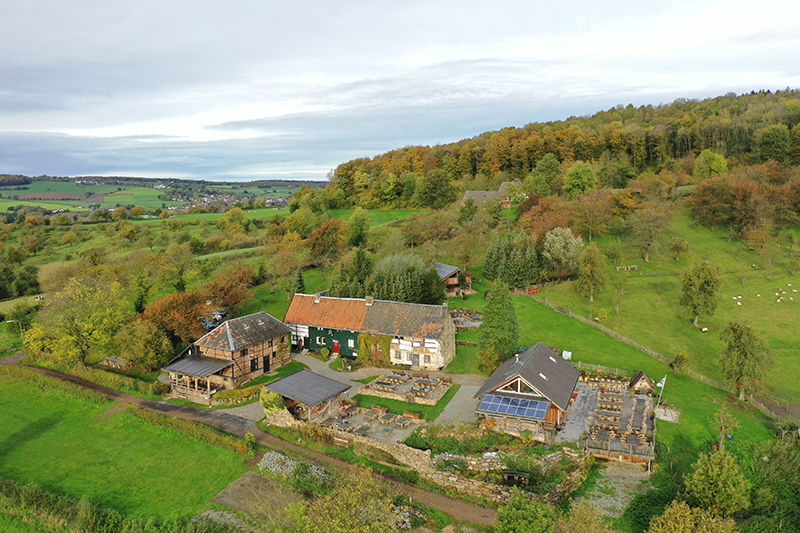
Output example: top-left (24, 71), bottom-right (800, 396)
top-left (0, 371), bottom-right (249, 520)
top-left (0, 181), bottom-right (184, 210)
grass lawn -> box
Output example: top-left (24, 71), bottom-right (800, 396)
top-left (328, 209), bottom-right (422, 229)
top-left (0, 372), bottom-right (249, 520)
top-left (541, 205), bottom-right (800, 405)
top-left (244, 360), bottom-right (309, 387)
top-left (352, 384), bottom-right (461, 422)
top-left (0, 322), bottom-right (24, 356)
top-left (240, 268), bottom-right (329, 320)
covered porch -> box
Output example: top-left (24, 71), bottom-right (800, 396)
top-left (163, 355), bottom-right (233, 405)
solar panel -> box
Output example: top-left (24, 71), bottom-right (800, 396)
top-left (478, 394), bottom-right (549, 420)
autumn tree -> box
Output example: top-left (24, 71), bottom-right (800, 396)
top-left (627, 202), bottom-right (671, 262)
top-left (114, 319), bottom-right (174, 372)
top-left (159, 243), bottom-right (199, 292)
top-left (518, 196), bottom-right (571, 244)
top-left (685, 176), bottom-right (734, 230)
top-left (541, 227), bottom-right (584, 281)
top-left (478, 281), bottom-right (519, 371)
top-left (293, 468), bottom-right (395, 533)
top-left (711, 404), bottom-right (739, 450)
top-left (142, 290), bottom-right (210, 344)
top-left (684, 450), bottom-right (750, 517)
top-left (130, 206), bottom-right (146, 218)
top-left (647, 501), bottom-right (735, 533)
top-left (217, 207), bottom-right (250, 236)
top-left (693, 149), bottom-right (728, 180)
top-left (719, 321), bottom-right (773, 400)
top-left (203, 264), bottom-right (254, 315)
top-left (572, 189), bottom-right (613, 242)
top-left (557, 501), bottom-right (610, 533)
top-left (574, 242), bottom-right (608, 302)
top-left (25, 276), bottom-right (130, 364)
top-left (668, 237), bottom-right (689, 261)
top-left (307, 218), bottom-right (348, 280)
top-left (679, 262), bottom-right (723, 326)
top-left (494, 490), bottom-right (555, 533)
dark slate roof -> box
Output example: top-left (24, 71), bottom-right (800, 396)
top-left (163, 355), bottom-right (232, 378)
top-left (195, 311), bottom-right (291, 352)
top-left (498, 181), bottom-right (524, 197)
top-left (630, 370), bottom-right (653, 389)
top-left (462, 190), bottom-right (500, 206)
top-left (264, 369), bottom-right (351, 406)
top-left (363, 300), bottom-right (449, 339)
top-left (432, 262), bottom-right (459, 279)
top-left (474, 342), bottom-right (580, 411)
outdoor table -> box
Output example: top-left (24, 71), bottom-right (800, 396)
top-left (373, 380), bottom-right (398, 391)
top-left (344, 404), bottom-right (360, 416)
top-left (364, 410), bottom-right (380, 421)
top-left (415, 378), bottom-right (438, 387)
top-left (409, 386), bottom-right (431, 397)
top-left (379, 413), bottom-right (397, 425)
top-left (394, 417), bottom-right (411, 429)
top-left (385, 374), bottom-right (409, 383)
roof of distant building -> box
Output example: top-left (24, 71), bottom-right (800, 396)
top-left (195, 311), bottom-right (291, 352)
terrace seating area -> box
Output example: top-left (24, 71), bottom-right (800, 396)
top-left (363, 371), bottom-right (451, 403)
top-left (312, 404), bottom-right (422, 443)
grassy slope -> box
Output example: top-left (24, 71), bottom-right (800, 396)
top-left (0, 375), bottom-right (248, 520)
top-left (543, 205), bottom-right (800, 405)
top-left (447, 274), bottom-right (774, 461)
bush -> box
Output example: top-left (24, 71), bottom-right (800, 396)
top-left (259, 388), bottom-right (285, 415)
top-left (321, 347), bottom-right (330, 357)
top-left (214, 383), bottom-right (261, 400)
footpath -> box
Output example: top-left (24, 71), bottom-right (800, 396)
top-left (0, 352), bottom-right (496, 526)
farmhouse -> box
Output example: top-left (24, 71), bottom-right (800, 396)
top-left (461, 181), bottom-right (524, 208)
top-left (264, 369), bottom-right (351, 422)
top-left (432, 262), bottom-right (474, 298)
top-left (474, 342), bottom-right (580, 436)
top-left (163, 311), bottom-right (291, 404)
top-left (284, 293), bottom-right (456, 371)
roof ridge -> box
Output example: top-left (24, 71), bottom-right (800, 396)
top-left (225, 323), bottom-right (234, 351)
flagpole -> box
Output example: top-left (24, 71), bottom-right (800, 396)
top-left (656, 375), bottom-right (666, 408)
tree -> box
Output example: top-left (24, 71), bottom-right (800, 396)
top-left (114, 319), bottom-right (174, 372)
top-left (130, 206), bottom-right (146, 218)
top-left (668, 237), bottom-right (689, 261)
top-left (26, 276), bottom-right (130, 364)
top-left (711, 404), bottom-right (739, 450)
top-left (684, 449), bottom-right (750, 517)
top-left (519, 196), bottom-right (571, 245)
top-left (5, 245), bottom-right (27, 266)
top-left (719, 321), bottom-right (773, 399)
top-left (159, 244), bottom-right (198, 292)
top-left (627, 203), bottom-right (671, 263)
top-left (494, 490), bottom-right (555, 533)
top-left (562, 161), bottom-right (598, 200)
top-left (307, 218), bottom-right (348, 280)
top-left (685, 176), bottom-right (734, 230)
top-left (759, 124), bottom-right (791, 162)
top-left (142, 290), bottom-right (210, 344)
top-left (259, 388), bottom-right (285, 416)
top-left (477, 281), bottom-right (519, 370)
top-left (203, 264), bottom-right (254, 314)
top-left (556, 501), bottom-right (610, 533)
top-left (541, 227), bottom-right (584, 281)
top-left (571, 190), bottom-right (613, 242)
top-left (347, 207), bottom-right (371, 247)
top-left (414, 169), bottom-right (456, 209)
top-left (575, 242), bottom-right (608, 302)
top-left (293, 468), bottom-right (395, 533)
top-left (679, 262), bottom-right (723, 326)
top-left (329, 247), bottom-right (373, 298)
top-left (458, 197), bottom-right (478, 225)
top-left (365, 252), bottom-right (444, 305)
top-left (217, 207), bottom-right (250, 236)
top-left (59, 231), bottom-right (78, 246)
top-left (524, 153), bottom-right (561, 196)
top-left (290, 269), bottom-right (305, 297)
top-left (693, 149), bottom-right (728, 180)
top-left (647, 501), bottom-right (736, 533)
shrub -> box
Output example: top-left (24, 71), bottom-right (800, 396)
top-left (259, 388), bottom-right (285, 415)
top-left (215, 383), bottom-right (261, 401)
top-left (321, 347), bottom-right (330, 357)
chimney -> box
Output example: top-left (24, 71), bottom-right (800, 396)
top-left (314, 293), bottom-right (322, 304)
top-left (365, 296), bottom-right (374, 306)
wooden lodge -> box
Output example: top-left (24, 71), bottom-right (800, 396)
top-left (432, 262), bottom-right (475, 298)
top-left (162, 311), bottom-right (291, 404)
top-left (474, 343), bottom-right (580, 438)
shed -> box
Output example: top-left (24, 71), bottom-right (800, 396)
top-left (264, 369), bottom-right (351, 422)
top-left (629, 371), bottom-right (654, 395)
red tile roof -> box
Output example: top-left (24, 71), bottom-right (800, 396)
top-left (284, 294), bottom-right (368, 331)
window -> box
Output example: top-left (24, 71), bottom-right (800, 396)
top-left (241, 348), bottom-right (248, 357)
top-left (250, 358), bottom-right (259, 372)
top-left (316, 336), bottom-right (326, 345)
top-left (424, 354), bottom-right (431, 364)
top-left (347, 339), bottom-right (355, 349)
top-left (268, 340), bottom-right (273, 348)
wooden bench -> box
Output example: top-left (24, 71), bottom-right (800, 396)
top-left (403, 412), bottom-right (421, 420)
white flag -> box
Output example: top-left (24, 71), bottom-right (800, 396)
top-left (656, 376), bottom-right (666, 388)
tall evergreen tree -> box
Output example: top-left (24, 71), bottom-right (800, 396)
top-left (477, 281), bottom-right (519, 370)
top-left (290, 269), bottom-right (305, 297)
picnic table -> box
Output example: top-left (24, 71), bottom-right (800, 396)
top-left (353, 424), bottom-right (373, 436)
top-left (344, 404), bottom-right (360, 417)
top-left (372, 380), bottom-right (399, 392)
top-left (415, 378), bottom-right (438, 387)
top-left (364, 410), bottom-right (381, 422)
top-left (384, 374), bottom-right (410, 384)
top-left (394, 417), bottom-right (411, 429)
top-left (409, 386), bottom-right (432, 397)
top-left (379, 413), bottom-right (397, 425)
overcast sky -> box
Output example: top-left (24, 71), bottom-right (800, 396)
top-left (1, 1), bottom-right (799, 182)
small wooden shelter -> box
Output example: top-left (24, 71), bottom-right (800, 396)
top-left (629, 371), bottom-right (654, 395)
top-left (264, 369), bottom-right (351, 422)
